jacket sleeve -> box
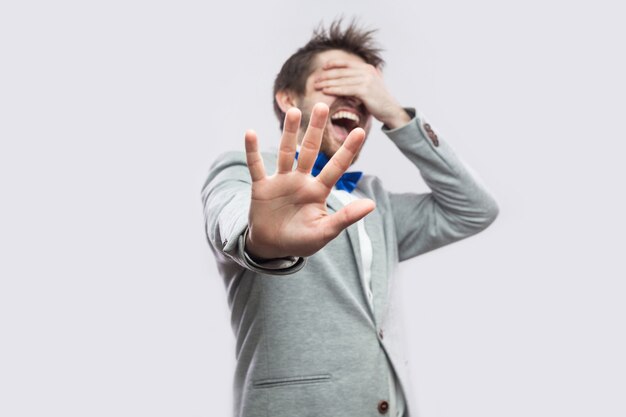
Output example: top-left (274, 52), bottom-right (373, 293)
top-left (383, 108), bottom-right (499, 262)
top-left (200, 151), bottom-right (306, 275)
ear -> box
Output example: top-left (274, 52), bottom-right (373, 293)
top-left (275, 90), bottom-right (299, 113)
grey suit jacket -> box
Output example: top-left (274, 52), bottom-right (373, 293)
top-left (201, 109), bottom-right (499, 417)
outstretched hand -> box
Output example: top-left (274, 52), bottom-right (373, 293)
top-left (244, 103), bottom-right (375, 260)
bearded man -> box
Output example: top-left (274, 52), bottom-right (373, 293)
top-left (201, 19), bottom-right (499, 417)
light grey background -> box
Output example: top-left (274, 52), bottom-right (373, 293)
top-left (1, 0), bottom-right (624, 416)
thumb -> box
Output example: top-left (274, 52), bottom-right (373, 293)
top-left (321, 199), bottom-right (376, 242)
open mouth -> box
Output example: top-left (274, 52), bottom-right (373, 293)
top-left (330, 110), bottom-right (361, 142)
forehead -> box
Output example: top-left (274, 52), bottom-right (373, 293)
top-left (310, 49), bottom-right (366, 72)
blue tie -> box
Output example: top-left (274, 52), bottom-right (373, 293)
top-left (295, 151), bottom-right (363, 193)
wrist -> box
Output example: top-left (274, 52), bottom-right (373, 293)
top-left (244, 227), bottom-right (283, 261)
top-left (245, 231), bottom-right (269, 261)
top-left (378, 105), bottom-right (411, 130)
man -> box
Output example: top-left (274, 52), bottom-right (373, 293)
top-left (201, 20), bottom-right (498, 417)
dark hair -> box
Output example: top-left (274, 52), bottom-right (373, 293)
top-left (272, 18), bottom-right (384, 128)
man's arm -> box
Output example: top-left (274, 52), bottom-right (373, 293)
top-left (312, 59), bottom-right (498, 261)
top-left (201, 104), bottom-right (375, 274)
top-left (384, 109), bottom-right (499, 261)
top-left (201, 150), bottom-right (307, 275)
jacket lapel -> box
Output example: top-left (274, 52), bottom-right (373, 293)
top-left (325, 192), bottom-right (379, 323)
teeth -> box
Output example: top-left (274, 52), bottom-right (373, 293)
top-left (331, 111), bottom-right (360, 124)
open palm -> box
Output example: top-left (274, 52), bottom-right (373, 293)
top-left (244, 103), bottom-right (375, 259)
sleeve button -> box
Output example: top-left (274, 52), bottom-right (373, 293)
top-left (427, 131), bottom-right (439, 147)
top-left (422, 123), bottom-right (439, 146)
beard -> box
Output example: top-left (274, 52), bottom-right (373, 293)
top-left (297, 98), bottom-right (371, 160)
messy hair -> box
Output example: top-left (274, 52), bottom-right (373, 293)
top-left (272, 18), bottom-right (384, 128)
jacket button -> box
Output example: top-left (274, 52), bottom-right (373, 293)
top-left (378, 329), bottom-right (384, 339)
top-left (378, 400), bottom-right (389, 414)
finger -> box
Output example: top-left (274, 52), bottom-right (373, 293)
top-left (314, 68), bottom-right (360, 82)
top-left (315, 76), bottom-right (363, 90)
top-left (322, 199), bottom-right (376, 241)
top-left (316, 127), bottom-right (365, 190)
top-left (322, 60), bottom-right (357, 70)
top-left (244, 129), bottom-right (266, 182)
top-left (321, 85), bottom-right (362, 97)
top-left (296, 103), bottom-right (329, 174)
top-left (277, 107), bottom-right (301, 173)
